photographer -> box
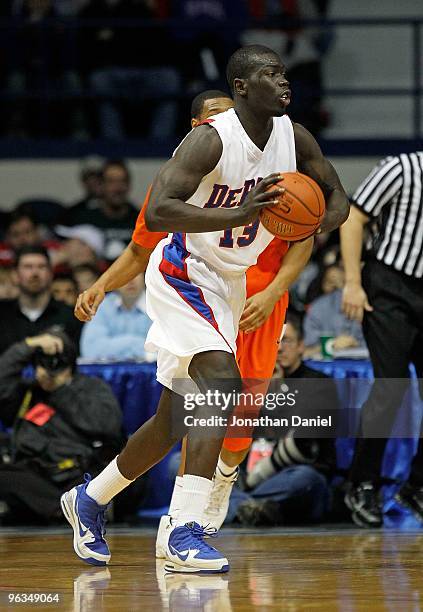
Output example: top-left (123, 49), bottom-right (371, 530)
top-left (0, 329), bottom-right (123, 524)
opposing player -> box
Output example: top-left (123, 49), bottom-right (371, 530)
top-left (62, 45), bottom-right (349, 574)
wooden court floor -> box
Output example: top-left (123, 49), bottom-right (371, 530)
top-left (1, 526), bottom-right (423, 611)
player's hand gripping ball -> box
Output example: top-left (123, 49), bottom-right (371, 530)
top-left (260, 172), bottom-right (325, 241)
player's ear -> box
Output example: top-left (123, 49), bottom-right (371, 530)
top-left (191, 118), bottom-right (199, 128)
top-left (234, 78), bottom-right (247, 97)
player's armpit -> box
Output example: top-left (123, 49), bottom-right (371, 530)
top-left (145, 125), bottom-right (223, 232)
top-left (293, 123), bottom-right (350, 232)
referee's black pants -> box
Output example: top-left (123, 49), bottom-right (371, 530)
top-left (349, 260), bottom-right (423, 486)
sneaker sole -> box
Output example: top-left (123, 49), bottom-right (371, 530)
top-left (155, 544), bottom-right (166, 560)
top-left (164, 561), bottom-right (229, 574)
top-left (60, 490), bottom-right (110, 566)
top-left (344, 494), bottom-right (382, 528)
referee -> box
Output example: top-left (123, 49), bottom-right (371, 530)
top-left (340, 151), bottom-right (423, 527)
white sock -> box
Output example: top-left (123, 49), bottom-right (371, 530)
top-left (217, 456), bottom-right (238, 479)
top-left (85, 457), bottom-right (134, 506)
top-left (176, 474), bottom-right (213, 527)
top-left (168, 476), bottom-right (184, 518)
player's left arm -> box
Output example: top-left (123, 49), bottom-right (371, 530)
top-left (239, 237), bottom-right (314, 333)
top-left (294, 123), bottom-right (350, 233)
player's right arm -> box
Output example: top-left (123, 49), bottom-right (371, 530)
top-left (340, 205), bottom-right (373, 322)
top-left (145, 125), bottom-right (284, 232)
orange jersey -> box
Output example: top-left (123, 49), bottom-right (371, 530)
top-left (132, 187), bottom-right (167, 249)
top-left (246, 237), bottom-right (289, 297)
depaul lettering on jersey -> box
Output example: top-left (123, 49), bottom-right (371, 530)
top-left (204, 178), bottom-right (263, 209)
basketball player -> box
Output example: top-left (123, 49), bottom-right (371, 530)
top-left (72, 89), bottom-right (314, 549)
top-left (62, 45), bottom-right (349, 574)
top-left (128, 97), bottom-right (314, 554)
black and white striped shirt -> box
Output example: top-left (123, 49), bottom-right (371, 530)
top-left (352, 151), bottom-right (423, 278)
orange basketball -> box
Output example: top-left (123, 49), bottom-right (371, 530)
top-left (260, 172), bottom-right (325, 241)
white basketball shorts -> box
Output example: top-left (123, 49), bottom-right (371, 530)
top-left (144, 234), bottom-right (246, 392)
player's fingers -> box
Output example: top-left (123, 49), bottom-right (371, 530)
top-left (255, 173), bottom-right (283, 192)
top-left (90, 292), bottom-right (104, 315)
top-left (75, 293), bottom-right (92, 321)
top-left (240, 312), bottom-right (259, 329)
top-left (240, 304), bottom-right (256, 321)
top-left (256, 187), bottom-right (285, 203)
top-left (244, 317), bottom-right (264, 333)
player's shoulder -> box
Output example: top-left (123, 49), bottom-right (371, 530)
top-left (292, 121), bottom-right (314, 145)
top-left (173, 123), bottom-right (223, 169)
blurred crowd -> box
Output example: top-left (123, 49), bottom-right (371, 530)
top-left (0, 154), bottom-right (363, 363)
top-left (0, 0), bottom-right (332, 140)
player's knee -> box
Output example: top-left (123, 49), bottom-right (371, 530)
top-left (189, 350), bottom-right (240, 383)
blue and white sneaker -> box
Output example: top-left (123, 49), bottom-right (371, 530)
top-left (165, 522), bottom-right (229, 574)
top-left (60, 474), bottom-right (110, 566)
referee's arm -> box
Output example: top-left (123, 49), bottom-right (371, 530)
top-left (340, 205), bottom-right (373, 322)
top-left (341, 155), bottom-right (403, 322)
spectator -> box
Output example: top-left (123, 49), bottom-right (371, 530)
top-left (62, 160), bottom-right (139, 260)
top-left (305, 262), bottom-right (345, 305)
top-left (0, 267), bottom-right (18, 299)
top-left (0, 330), bottom-right (123, 524)
top-left (303, 288), bottom-right (366, 357)
top-left (215, 314), bottom-right (341, 526)
top-left (80, 273), bottom-right (153, 361)
top-left (73, 263), bottom-right (101, 293)
top-left (53, 224), bottom-right (105, 270)
top-left (0, 209), bottom-right (62, 267)
top-left (289, 235), bottom-right (341, 313)
top-left (0, 245), bottom-right (82, 355)
top-left (79, 0), bottom-right (181, 140)
top-left (51, 273), bottom-right (78, 307)
top-left (73, 156), bottom-right (105, 209)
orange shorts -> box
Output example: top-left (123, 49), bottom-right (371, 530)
top-left (222, 295), bottom-right (288, 452)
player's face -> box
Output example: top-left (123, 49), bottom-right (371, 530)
top-left (191, 97), bottom-right (234, 127)
top-left (244, 56), bottom-right (291, 117)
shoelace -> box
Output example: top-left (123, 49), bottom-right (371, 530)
top-left (95, 509), bottom-right (107, 539)
top-left (82, 474), bottom-right (107, 539)
top-left (186, 523), bottom-right (218, 550)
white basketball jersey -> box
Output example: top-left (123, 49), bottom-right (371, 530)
top-left (175, 107), bottom-right (296, 273)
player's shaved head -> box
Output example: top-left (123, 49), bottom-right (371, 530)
top-left (226, 45), bottom-right (280, 94)
top-left (191, 90), bottom-right (232, 120)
